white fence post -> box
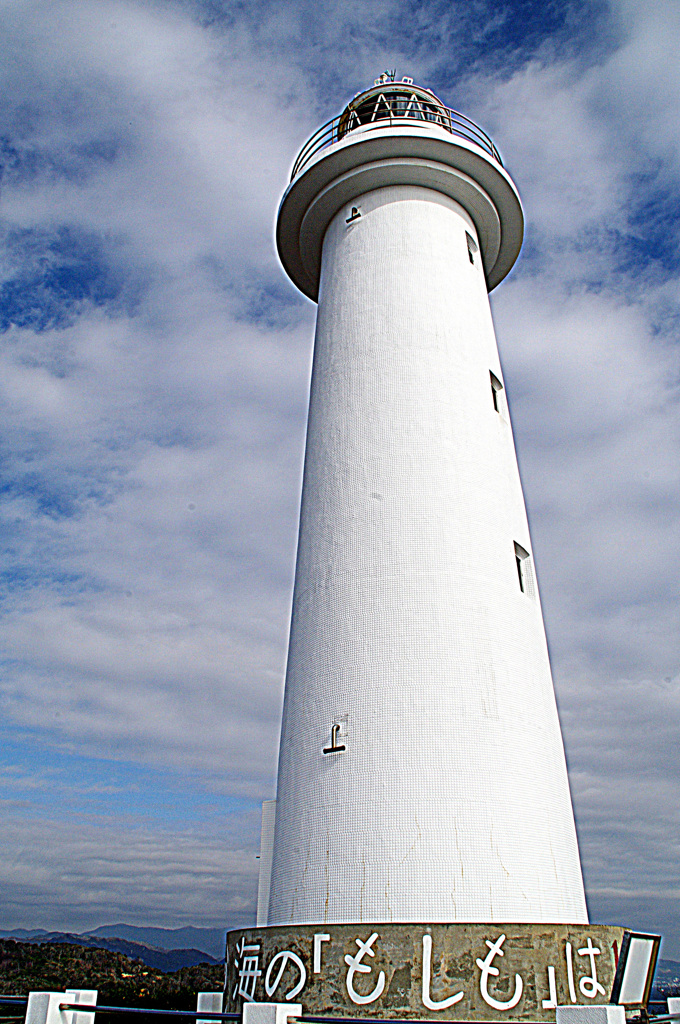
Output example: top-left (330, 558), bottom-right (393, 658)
top-left (556, 1007), bottom-right (626, 1024)
top-left (241, 1005), bottom-right (301, 1024)
top-left (25, 989), bottom-right (97, 1024)
top-left (25, 993), bottom-right (63, 1024)
top-left (65, 989), bottom-right (97, 1024)
top-left (197, 992), bottom-right (223, 1024)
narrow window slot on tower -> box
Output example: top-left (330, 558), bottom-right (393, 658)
top-left (514, 542), bottom-right (535, 598)
top-left (490, 371), bottom-right (503, 412)
top-left (466, 231), bottom-right (478, 265)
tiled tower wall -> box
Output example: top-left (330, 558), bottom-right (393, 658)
top-left (267, 184), bottom-right (588, 926)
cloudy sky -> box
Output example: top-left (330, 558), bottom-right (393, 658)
top-left (1, 0), bottom-right (679, 959)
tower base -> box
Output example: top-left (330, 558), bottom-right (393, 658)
top-left (226, 922), bottom-right (625, 1021)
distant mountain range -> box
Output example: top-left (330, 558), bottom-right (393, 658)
top-left (0, 925), bottom-right (226, 972)
top-left (654, 957), bottom-right (680, 993)
top-left (0, 925), bottom-right (677, 988)
top-left (0, 938), bottom-right (222, 1003)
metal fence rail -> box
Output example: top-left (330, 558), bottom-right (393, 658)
top-left (60, 1009), bottom-right (239, 1020)
top-left (2, 997), bottom-right (679, 1024)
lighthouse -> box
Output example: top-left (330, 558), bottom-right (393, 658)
top-left (225, 80), bottom-right (649, 1020)
top-left (258, 76), bottom-right (588, 928)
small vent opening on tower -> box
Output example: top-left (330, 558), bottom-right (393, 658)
top-left (514, 542), bottom-right (536, 598)
top-left (466, 231), bottom-right (479, 265)
top-left (490, 370), bottom-right (504, 413)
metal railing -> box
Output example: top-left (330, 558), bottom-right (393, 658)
top-left (0, 1002), bottom-right (239, 1022)
top-left (290, 104), bottom-right (503, 181)
top-left (2, 997), bottom-right (680, 1024)
top-left (58, 1008), bottom-right (238, 1020)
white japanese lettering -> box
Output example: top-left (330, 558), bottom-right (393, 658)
top-left (232, 938), bottom-right (261, 1003)
top-left (566, 941), bottom-right (577, 1003)
top-left (265, 950), bottom-right (307, 1001)
top-left (578, 938), bottom-right (605, 998)
top-left (421, 934), bottom-right (464, 1010)
top-left (313, 933), bottom-right (331, 974)
top-left (476, 934), bottom-right (523, 1012)
top-left (542, 965), bottom-right (558, 1009)
top-left (344, 932), bottom-right (386, 1005)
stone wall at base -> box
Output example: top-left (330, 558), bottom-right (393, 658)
top-left (225, 923), bottom-right (625, 1021)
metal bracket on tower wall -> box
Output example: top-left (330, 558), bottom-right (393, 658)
top-left (323, 723), bottom-right (345, 753)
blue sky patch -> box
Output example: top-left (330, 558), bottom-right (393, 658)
top-left (0, 225), bottom-right (142, 332)
top-left (0, 135), bottom-right (121, 188)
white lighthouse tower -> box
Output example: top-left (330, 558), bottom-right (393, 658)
top-left (260, 76), bottom-right (588, 929)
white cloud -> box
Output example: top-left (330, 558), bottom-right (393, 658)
top-left (0, 0), bottom-right (315, 927)
top-left (0, 807), bottom-right (259, 931)
top-left (484, 62), bottom-right (625, 236)
top-left (0, 0), bottom-right (678, 954)
top-left (475, 15), bottom-right (680, 951)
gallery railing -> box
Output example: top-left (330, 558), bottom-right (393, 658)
top-left (290, 103), bottom-right (503, 180)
